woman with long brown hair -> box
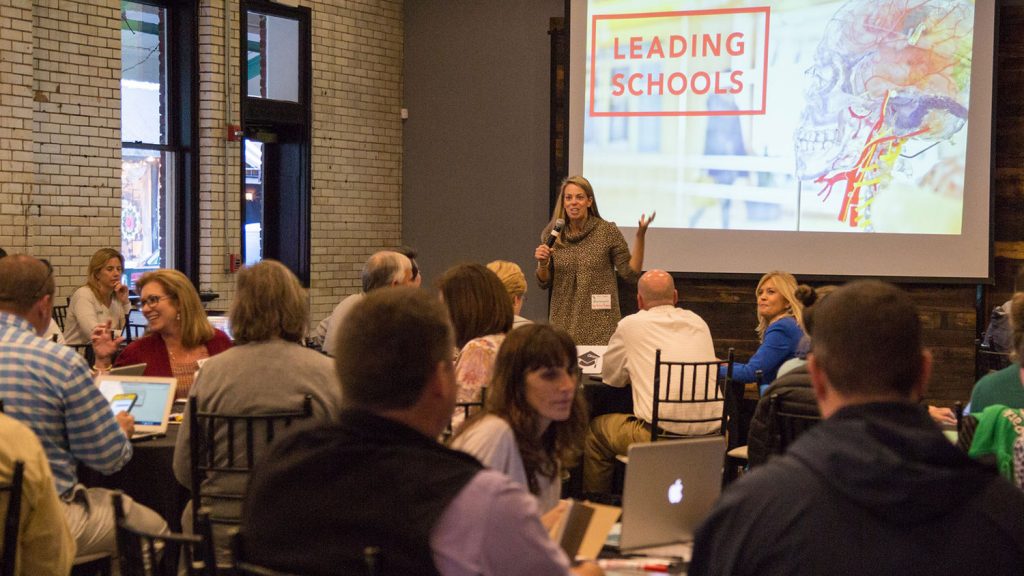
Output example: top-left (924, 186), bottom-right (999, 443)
top-left (437, 263), bottom-right (513, 411)
top-left (451, 324), bottom-right (588, 519)
top-left (533, 175), bottom-right (654, 345)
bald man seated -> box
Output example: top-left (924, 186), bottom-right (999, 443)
top-left (584, 270), bottom-right (718, 493)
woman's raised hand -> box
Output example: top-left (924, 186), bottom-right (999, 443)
top-left (637, 211), bottom-right (657, 235)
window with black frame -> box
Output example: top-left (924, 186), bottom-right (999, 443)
top-left (240, 0), bottom-right (312, 285)
top-left (120, 0), bottom-right (198, 290)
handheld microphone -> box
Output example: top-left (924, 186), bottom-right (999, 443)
top-left (545, 219), bottom-right (565, 248)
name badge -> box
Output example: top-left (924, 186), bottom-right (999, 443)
top-left (591, 294), bottom-right (612, 310)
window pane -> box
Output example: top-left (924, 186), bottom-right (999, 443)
top-left (244, 139), bottom-right (265, 264)
top-left (246, 11), bottom-right (300, 103)
top-left (121, 1), bottom-right (168, 145)
top-left (122, 149), bottom-right (173, 291)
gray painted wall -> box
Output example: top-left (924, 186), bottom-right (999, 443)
top-left (403, 0), bottom-right (563, 321)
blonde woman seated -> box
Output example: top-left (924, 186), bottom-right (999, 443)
top-left (487, 259), bottom-right (532, 330)
top-left (64, 248), bottom-right (131, 345)
top-left (92, 269), bottom-right (231, 398)
top-left (451, 324), bottom-right (588, 524)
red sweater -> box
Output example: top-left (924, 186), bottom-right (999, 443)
top-left (115, 330), bottom-right (233, 377)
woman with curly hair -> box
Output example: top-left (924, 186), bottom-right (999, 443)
top-left (450, 324), bottom-right (588, 522)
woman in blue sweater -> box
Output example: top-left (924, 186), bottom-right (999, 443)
top-left (732, 271), bottom-right (806, 394)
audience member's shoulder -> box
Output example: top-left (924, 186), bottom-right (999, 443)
top-left (676, 306), bottom-right (711, 327)
top-left (0, 412), bottom-right (40, 444)
top-left (718, 455), bottom-right (819, 511)
top-left (768, 315), bottom-right (803, 335)
top-left (456, 414), bottom-right (512, 442)
top-left (35, 334), bottom-right (89, 368)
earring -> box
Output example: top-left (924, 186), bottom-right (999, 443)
top-left (176, 313), bottom-right (181, 321)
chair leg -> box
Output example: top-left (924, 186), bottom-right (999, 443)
top-left (70, 554), bottom-right (113, 576)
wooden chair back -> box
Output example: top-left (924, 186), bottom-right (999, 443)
top-left (188, 395), bottom-right (313, 532)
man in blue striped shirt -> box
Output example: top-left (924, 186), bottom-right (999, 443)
top-left (0, 254), bottom-right (167, 559)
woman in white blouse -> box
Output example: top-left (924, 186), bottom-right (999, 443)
top-left (64, 248), bottom-right (130, 345)
top-left (451, 323), bottom-right (588, 523)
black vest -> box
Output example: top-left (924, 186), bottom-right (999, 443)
top-left (241, 409), bottom-right (483, 575)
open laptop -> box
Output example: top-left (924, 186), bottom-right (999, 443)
top-left (617, 436), bottom-right (726, 559)
top-left (207, 314), bottom-right (233, 341)
top-left (95, 375), bottom-right (176, 440)
top-left (109, 362), bottom-right (147, 376)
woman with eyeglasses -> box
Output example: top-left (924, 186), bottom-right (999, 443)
top-left (63, 248), bottom-right (131, 345)
top-left (92, 269), bottom-right (231, 399)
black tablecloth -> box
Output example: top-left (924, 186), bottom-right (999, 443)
top-left (583, 376), bottom-right (634, 417)
top-left (77, 425), bottom-right (189, 532)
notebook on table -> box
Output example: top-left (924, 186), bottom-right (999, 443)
top-left (96, 375), bottom-right (176, 441)
top-left (617, 436), bottom-right (726, 559)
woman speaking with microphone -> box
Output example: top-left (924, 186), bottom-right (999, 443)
top-left (535, 175), bottom-right (654, 345)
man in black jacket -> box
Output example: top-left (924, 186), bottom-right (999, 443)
top-left (241, 286), bottom-right (602, 576)
top-left (691, 280), bottom-right (1024, 576)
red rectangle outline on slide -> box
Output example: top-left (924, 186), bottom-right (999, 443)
top-left (589, 7), bottom-right (771, 117)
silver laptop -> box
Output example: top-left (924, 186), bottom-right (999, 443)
top-left (619, 436), bottom-right (726, 553)
top-left (96, 375), bottom-right (177, 440)
top-left (109, 362), bottom-right (147, 376)
top-left (207, 314), bottom-right (233, 340)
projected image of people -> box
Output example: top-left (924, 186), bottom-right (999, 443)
top-left (795, 0), bottom-right (972, 234)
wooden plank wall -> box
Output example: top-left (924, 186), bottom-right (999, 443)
top-left (558, 5), bottom-right (1024, 408)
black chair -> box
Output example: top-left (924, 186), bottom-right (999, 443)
top-left (51, 304), bottom-right (69, 332)
top-left (975, 339), bottom-right (1012, 381)
top-left (123, 321), bottom-right (147, 344)
top-left (764, 393), bottom-right (821, 457)
top-left (443, 388), bottom-right (489, 443)
top-left (69, 344), bottom-right (96, 366)
top-left (1, 460), bottom-right (25, 576)
top-left (188, 395), bottom-right (314, 534)
top-left (649, 348), bottom-right (735, 442)
top-left (231, 531), bottom-right (379, 576)
top-left (112, 492), bottom-right (216, 576)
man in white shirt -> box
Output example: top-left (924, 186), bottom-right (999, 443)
top-left (584, 269), bottom-right (717, 493)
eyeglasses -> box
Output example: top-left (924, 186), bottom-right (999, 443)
top-left (140, 295), bottom-right (172, 308)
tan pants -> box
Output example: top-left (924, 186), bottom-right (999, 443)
top-left (63, 484), bottom-right (169, 560)
top-left (583, 413), bottom-right (653, 493)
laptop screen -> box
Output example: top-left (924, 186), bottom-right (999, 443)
top-left (96, 376), bottom-right (176, 428)
top-left (620, 436), bottom-right (726, 551)
top-left (207, 315), bottom-right (232, 340)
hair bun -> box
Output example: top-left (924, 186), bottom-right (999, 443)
top-left (794, 284), bottom-right (817, 308)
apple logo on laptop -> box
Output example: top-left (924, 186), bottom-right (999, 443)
top-left (667, 479), bottom-right (683, 504)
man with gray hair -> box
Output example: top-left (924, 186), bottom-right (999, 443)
top-left (318, 250), bottom-right (413, 355)
top-left (0, 254), bottom-right (168, 560)
top-left (584, 269), bottom-right (717, 493)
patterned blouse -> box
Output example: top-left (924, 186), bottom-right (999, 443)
top-left (538, 217), bottom-right (639, 345)
top-left (171, 353), bottom-right (208, 400)
top-left (452, 333), bottom-right (505, 428)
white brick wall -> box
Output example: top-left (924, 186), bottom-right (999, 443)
top-left (0, 0), bottom-right (405, 326)
top-left (0, 2), bottom-right (37, 262)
